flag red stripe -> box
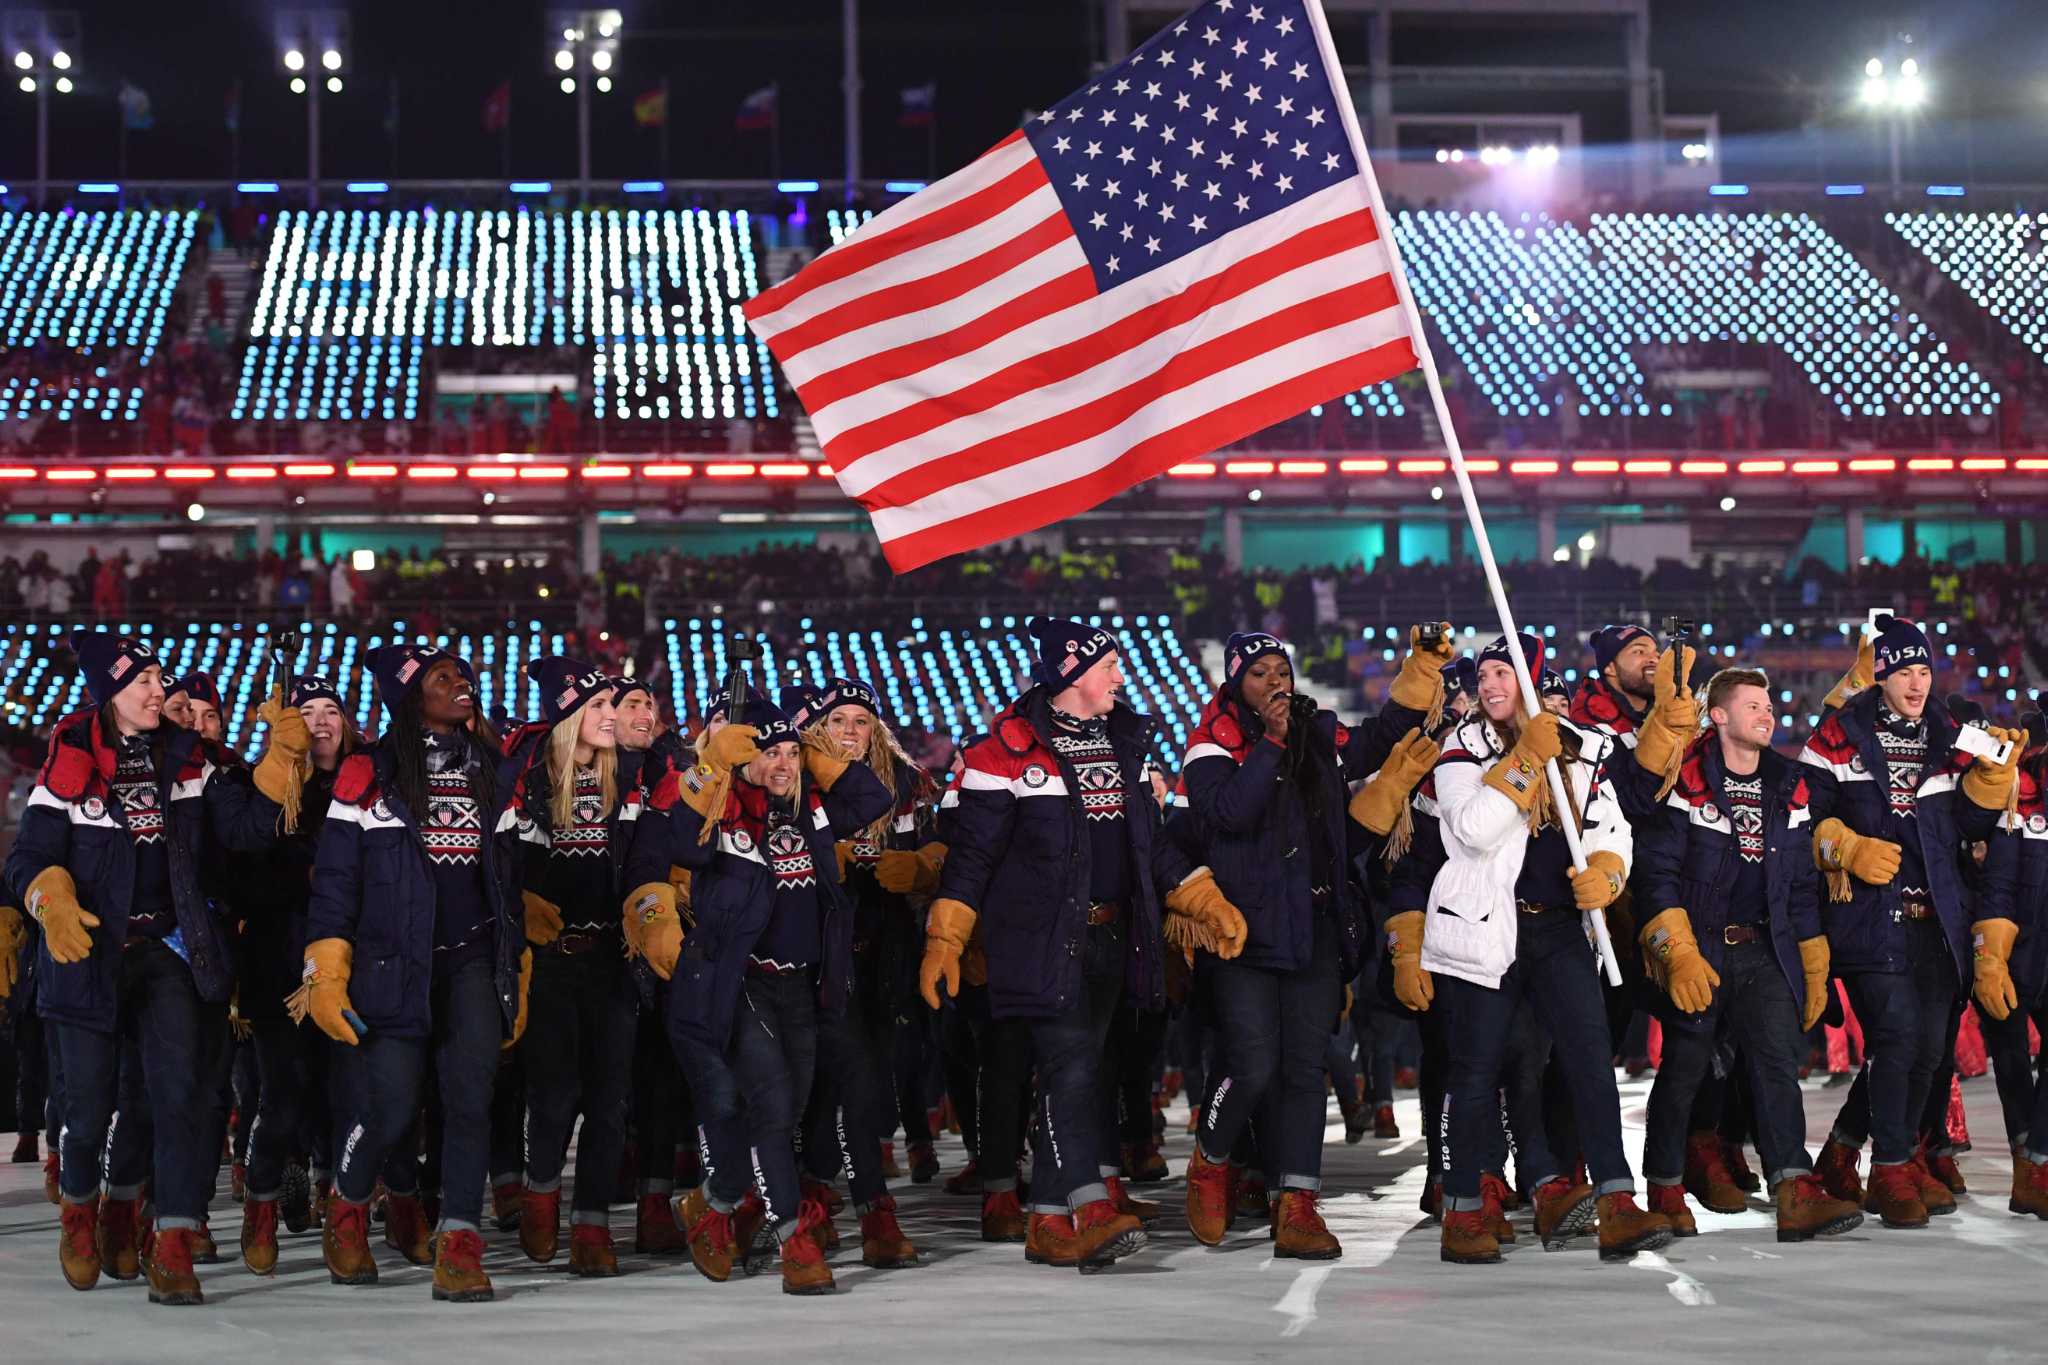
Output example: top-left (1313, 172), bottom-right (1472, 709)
top-left (798, 266), bottom-right (1098, 414)
top-left (878, 336), bottom-right (1419, 572)
top-left (766, 211), bottom-right (1074, 363)
top-left (745, 134), bottom-right (1036, 321)
top-left (854, 274), bottom-right (1401, 510)
top-left (825, 207), bottom-right (1382, 468)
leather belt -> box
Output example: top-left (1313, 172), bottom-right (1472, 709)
top-left (1722, 923), bottom-right (1768, 946)
top-left (1086, 901), bottom-right (1125, 926)
top-left (550, 931), bottom-right (610, 956)
top-left (1898, 898), bottom-right (1936, 921)
top-left (1516, 900), bottom-right (1561, 916)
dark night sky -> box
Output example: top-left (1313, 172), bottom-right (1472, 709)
top-left (3, 0), bottom-right (2042, 186)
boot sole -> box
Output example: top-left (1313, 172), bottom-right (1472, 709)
top-left (1538, 1194), bottom-right (1597, 1250)
top-left (1273, 1243), bottom-right (1343, 1260)
top-left (242, 1251), bottom-right (278, 1276)
top-left (569, 1263), bottom-right (622, 1277)
top-left (982, 1227), bottom-right (1028, 1243)
top-left (147, 1289), bottom-right (204, 1306)
top-left (687, 1253), bottom-right (733, 1283)
top-left (1923, 1201), bottom-right (1957, 1217)
top-left (1777, 1211), bottom-right (1863, 1241)
top-left (328, 1268), bottom-right (379, 1285)
top-left (1599, 1227), bottom-right (1676, 1261)
top-left (280, 1166), bottom-right (313, 1234)
top-left (61, 1266), bottom-right (101, 1292)
top-left (862, 1252), bottom-right (919, 1269)
top-left (740, 1226), bottom-right (778, 1277)
top-left (1077, 1226), bottom-right (1147, 1269)
top-left (1877, 1212), bottom-right (1930, 1228)
top-left (1440, 1247), bottom-right (1503, 1264)
top-left (782, 1279), bottom-right (837, 1295)
top-left (2008, 1201), bottom-right (2048, 1220)
top-left (431, 1286), bottom-right (495, 1302)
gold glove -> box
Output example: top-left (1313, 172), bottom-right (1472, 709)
top-left (1391, 622), bottom-right (1455, 711)
top-left (1482, 712), bottom-right (1561, 813)
top-left (1348, 728), bottom-right (1439, 834)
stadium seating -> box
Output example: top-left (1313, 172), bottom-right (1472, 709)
top-left (233, 207), bottom-right (780, 426)
top-left (0, 208), bottom-right (197, 422)
top-left (1889, 210), bottom-right (2048, 365)
top-left (0, 614), bottom-right (1213, 755)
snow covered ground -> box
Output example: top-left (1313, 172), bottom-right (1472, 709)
top-left (2, 1072), bottom-right (2043, 1363)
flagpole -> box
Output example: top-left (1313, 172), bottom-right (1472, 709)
top-left (1301, 0), bottom-right (1622, 985)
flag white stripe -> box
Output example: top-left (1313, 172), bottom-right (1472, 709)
top-left (833, 235), bottom-right (1394, 499)
top-left (810, 176), bottom-right (1372, 439)
top-left (775, 190), bottom-right (1083, 384)
top-left (750, 137), bottom-right (1039, 335)
top-left (869, 302), bottom-right (1411, 542)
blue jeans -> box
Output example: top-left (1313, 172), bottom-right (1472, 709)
top-left (1025, 918), bottom-right (1125, 1213)
top-left (334, 956), bottom-right (501, 1230)
top-left (50, 939), bottom-right (210, 1227)
top-left (804, 963), bottom-right (895, 1209)
top-left (675, 970), bottom-right (817, 1236)
top-left (1836, 919), bottom-right (1957, 1166)
top-left (246, 1015), bottom-right (332, 1198)
top-left (1644, 940), bottom-right (1814, 1187)
top-left (633, 991), bottom-right (693, 1195)
top-left (522, 949), bottom-right (636, 1218)
top-left (1197, 914), bottom-right (1343, 1190)
top-left (1979, 998), bottom-right (2048, 1154)
top-left (1435, 908), bottom-right (1632, 1209)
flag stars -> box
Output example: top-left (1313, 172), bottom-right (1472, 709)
top-left (1189, 59), bottom-right (1207, 79)
top-left (1247, 4), bottom-right (1264, 20)
top-left (1276, 173), bottom-right (1294, 193)
top-left (1131, 113), bottom-right (1150, 132)
top-left (1234, 192), bottom-right (1251, 211)
top-left (1103, 178), bottom-right (1122, 197)
top-left (1052, 135), bottom-right (1072, 154)
top-left (1203, 24), bottom-right (1221, 43)
top-left (1275, 96), bottom-right (1294, 116)
top-left (1067, 107), bottom-right (1084, 122)
top-left (1190, 214), bottom-right (1208, 234)
top-left (1099, 108), bottom-right (1118, 125)
top-left (1202, 180), bottom-right (1222, 200)
top-left (1244, 84), bottom-right (1263, 104)
top-left (1187, 138), bottom-right (1206, 158)
top-left (1261, 129), bottom-right (1280, 147)
top-left (1119, 222), bottom-right (1134, 241)
top-left (1160, 125), bottom-right (1178, 143)
top-left (1231, 117), bottom-right (1249, 137)
top-left (1201, 104), bottom-right (1220, 125)
top-left (1322, 152), bottom-right (1341, 172)
top-left (1112, 77), bottom-right (1130, 94)
top-left (1231, 37), bottom-right (1249, 57)
top-left (1276, 15), bottom-right (1294, 34)
top-left (1037, 109), bottom-right (1055, 123)
top-left (1085, 140), bottom-right (1103, 158)
top-left (1071, 172), bottom-right (1090, 191)
top-left (1135, 189), bottom-right (1151, 207)
top-left (1147, 157), bottom-right (1163, 176)
top-left (1116, 145), bottom-right (1135, 165)
top-left (1145, 235), bottom-right (1163, 255)
top-left (1174, 90), bottom-right (1192, 111)
top-left (1171, 170), bottom-right (1190, 190)
top-left (1216, 150), bottom-right (1236, 169)
top-left (1260, 49), bottom-right (1278, 69)
top-left (1088, 210), bottom-right (1108, 229)
top-left (1291, 139), bottom-right (1309, 159)
top-left (1106, 255), bottom-right (1121, 274)
top-left (1143, 81), bottom-right (1162, 100)
top-left (1216, 70), bottom-right (1234, 90)
top-left (1156, 48), bottom-right (1176, 65)
top-left (1289, 61), bottom-right (1309, 82)
top-left (1306, 107), bottom-right (1327, 127)
top-left (1158, 202), bottom-right (1176, 222)
top-left (1247, 160), bottom-right (1265, 179)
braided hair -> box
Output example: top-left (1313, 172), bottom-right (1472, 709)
top-left (386, 692), bottom-right (498, 834)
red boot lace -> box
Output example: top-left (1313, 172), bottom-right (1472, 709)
top-left (440, 1228), bottom-right (486, 1272)
top-left (862, 1195), bottom-right (904, 1238)
top-left (686, 1203), bottom-right (734, 1247)
top-left (247, 1200), bottom-right (279, 1241)
top-left (784, 1200), bottom-right (828, 1266)
top-left (153, 1227), bottom-right (195, 1276)
top-left (61, 1202), bottom-right (95, 1259)
top-left (983, 1189), bottom-right (1024, 1219)
top-left (1280, 1192), bottom-right (1328, 1235)
top-left (331, 1200), bottom-right (370, 1251)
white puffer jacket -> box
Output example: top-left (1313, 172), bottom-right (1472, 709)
top-left (1420, 713), bottom-right (1632, 990)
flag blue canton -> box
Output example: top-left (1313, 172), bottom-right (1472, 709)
top-left (1023, 0), bottom-right (1357, 293)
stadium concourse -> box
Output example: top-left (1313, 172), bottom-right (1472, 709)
top-left (0, 1082), bottom-right (2043, 1361)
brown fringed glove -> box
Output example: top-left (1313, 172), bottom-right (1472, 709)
top-left (1634, 644), bottom-right (1699, 782)
top-left (252, 688), bottom-right (313, 831)
top-left (801, 729), bottom-right (851, 792)
top-left (919, 898), bottom-right (977, 1008)
top-left (1570, 850), bottom-right (1627, 911)
top-left (1973, 918), bottom-right (2021, 1021)
top-left (1798, 936), bottom-right (1831, 1031)
top-left (505, 947), bottom-right (533, 1049)
top-left (1961, 727), bottom-right (2024, 813)
top-left (1482, 712), bottom-right (1561, 813)
top-left (1162, 868), bottom-right (1248, 960)
top-left (1822, 635), bottom-right (1876, 711)
top-left (289, 937), bottom-right (360, 1045)
top-left (1812, 817), bottom-right (1901, 902)
top-left (0, 903), bottom-right (24, 1000)
top-left (523, 891), bottom-right (564, 946)
top-left (1386, 911), bottom-right (1432, 1011)
top-left (1348, 728), bottom-right (1440, 835)
top-left (623, 881), bottom-right (683, 979)
top-left (25, 866), bottom-right (98, 964)
top-left (877, 842), bottom-right (947, 895)
top-left (1640, 908), bottom-right (1720, 1014)
top-left (1391, 622), bottom-right (1455, 711)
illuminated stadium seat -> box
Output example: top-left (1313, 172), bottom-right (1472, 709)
top-left (232, 207), bottom-right (781, 426)
top-left (1889, 210), bottom-right (2048, 365)
top-left (0, 208), bottom-right (198, 422)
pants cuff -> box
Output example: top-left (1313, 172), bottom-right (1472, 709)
top-left (491, 1171), bottom-right (523, 1189)
top-left (1443, 1194), bottom-right (1484, 1212)
top-left (1829, 1128), bottom-right (1865, 1149)
top-left (639, 1178), bottom-right (675, 1197)
top-left (1594, 1177), bottom-right (1633, 1196)
top-left (982, 1175), bottom-right (1018, 1193)
top-left (1029, 1201), bottom-right (1066, 1216)
top-left (438, 1217), bottom-right (480, 1234)
top-left (1067, 1181), bottom-right (1109, 1209)
top-left (249, 1189), bottom-right (283, 1203)
top-left (2024, 1150), bottom-right (2048, 1168)
top-left (774, 1216), bottom-right (806, 1244)
top-left (1871, 1156), bottom-right (1911, 1170)
top-left (706, 1190), bottom-right (737, 1215)
top-left (1279, 1173), bottom-right (1322, 1194)
top-left (1768, 1166), bottom-right (1812, 1187)
top-left (1099, 1165), bottom-right (1121, 1179)
top-left (1646, 1174), bottom-right (1682, 1187)
top-left (525, 1176), bottom-right (562, 1194)
top-left (106, 1181), bottom-right (144, 1201)
top-left (310, 1167), bottom-right (331, 1182)
top-left (571, 1209), bottom-right (608, 1227)
top-left (156, 1216), bottom-right (202, 1232)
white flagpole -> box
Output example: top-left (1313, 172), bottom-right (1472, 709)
top-left (1301, 0), bottom-right (1623, 985)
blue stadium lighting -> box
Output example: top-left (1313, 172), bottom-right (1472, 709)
top-left (76, 182), bottom-right (119, 194)
top-left (884, 180), bottom-right (927, 194)
top-left (237, 181), bottom-right (281, 193)
top-left (777, 180), bottom-right (822, 194)
top-left (508, 181), bottom-right (552, 193)
top-left (1707, 184), bottom-right (1749, 197)
top-left (1824, 184), bottom-right (1865, 196)
top-left (621, 180), bottom-right (664, 193)
top-left (345, 181), bottom-right (389, 193)
top-left (1926, 184), bottom-right (1965, 197)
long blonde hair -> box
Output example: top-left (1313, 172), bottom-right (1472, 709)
top-left (546, 709), bottom-right (618, 833)
top-left (808, 711), bottom-right (927, 848)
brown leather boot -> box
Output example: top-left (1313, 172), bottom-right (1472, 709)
top-left (1439, 1208), bottom-right (1501, 1264)
top-left (1646, 1183), bottom-right (1698, 1237)
top-left (981, 1188), bottom-right (1029, 1242)
top-left (519, 1186), bottom-right (561, 1262)
top-left (59, 1195), bottom-right (101, 1291)
top-left (800, 1179), bottom-right (842, 1252)
top-left (1909, 1149), bottom-right (1958, 1215)
top-left (1071, 1198), bottom-right (1146, 1269)
top-left (944, 1159), bottom-right (982, 1197)
top-left (1683, 1131), bottom-right (1747, 1213)
top-left (1532, 1176), bottom-right (1597, 1250)
top-left (98, 1195), bottom-right (143, 1280)
top-left (674, 1186), bottom-right (736, 1282)
top-left (907, 1142), bottom-right (940, 1184)
top-left (432, 1228), bottom-right (494, 1302)
top-left (569, 1221), bottom-right (621, 1277)
top-left (1272, 1190), bottom-right (1341, 1260)
top-left (1865, 1162), bottom-right (1930, 1229)
top-left (43, 1150), bottom-right (60, 1205)
top-left (780, 1204), bottom-right (836, 1295)
top-left (145, 1226), bottom-right (205, 1306)
top-left (490, 1180), bottom-right (523, 1232)
top-left (1184, 1147), bottom-right (1232, 1246)
top-left (860, 1195), bottom-right (918, 1268)
top-left (383, 1192), bottom-right (434, 1266)
top-left (1928, 1151), bottom-right (1966, 1193)
top-left (1722, 1138), bottom-right (1761, 1192)
top-left (241, 1197), bottom-right (280, 1275)
top-left (322, 1198), bottom-right (379, 1285)
top-left (636, 1192), bottom-right (690, 1254)
top-left (1105, 1174), bottom-right (1162, 1221)
top-left (1480, 1173), bottom-right (1518, 1243)
top-left (1596, 1192), bottom-right (1675, 1262)
top-left (1234, 1172), bottom-right (1269, 1220)
top-left (1815, 1137), bottom-right (1864, 1205)
top-left (1123, 1138), bottom-right (1169, 1182)
top-left (2010, 1158), bottom-right (2048, 1219)
top-left (1774, 1173), bottom-right (1863, 1242)
top-left (1024, 1211), bottom-right (1082, 1266)
top-left (1420, 1175), bottom-right (1443, 1223)
top-left (190, 1222), bottom-right (220, 1265)
top-left (1373, 1103), bottom-right (1400, 1139)
top-left (878, 1142), bottom-right (902, 1179)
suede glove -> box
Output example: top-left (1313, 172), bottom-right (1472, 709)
top-left (1813, 817), bottom-right (1901, 890)
top-left (1386, 911), bottom-right (1433, 1012)
top-left (25, 866), bottom-right (98, 964)
top-left (1390, 622), bottom-right (1456, 711)
top-left (1641, 908), bottom-right (1720, 1014)
top-left (1570, 849), bottom-right (1627, 911)
top-left (523, 891), bottom-right (564, 946)
top-left (877, 842), bottom-right (947, 896)
top-left (1822, 635), bottom-right (1876, 712)
top-left (296, 937), bottom-right (360, 1045)
top-left (1798, 936), bottom-right (1832, 1032)
top-left (1162, 867), bottom-right (1248, 960)
top-left (1348, 728), bottom-right (1440, 835)
top-left (801, 729), bottom-right (852, 792)
top-left (0, 903), bottom-right (23, 1000)
top-left (252, 690), bottom-right (313, 820)
top-left (1633, 644), bottom-right (1699, 777)
top-left (1961, 727), bottom-right (2024, 812)
top-left (505, 947), bottom-right (533, 1049)
top-left (1481, 711), bottom-right (1562, 813)
top-left (919, 898), bottom-right (978, 1009)
top-left (1973, 918), bottom-right (2021, 1021)
top-left (624, 881), bottom-right (683, 980)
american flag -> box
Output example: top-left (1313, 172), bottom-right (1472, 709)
top-left (744, 0), bottom-right (1419, 572)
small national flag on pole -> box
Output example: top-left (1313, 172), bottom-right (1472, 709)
top-left (898, 81), bottom-right (936, 128)
top-left (743, 0), bottom-right (1419, 572)
top-left (482, 80), bottom-right (512, 134)
top-left (633, 82), bottom-right (668, 128)
top-left (735, 83), bottom-right (778, 132)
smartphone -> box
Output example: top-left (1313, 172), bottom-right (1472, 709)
top-left (1865, 607), bottom-right (1892, 636)
top-left (1953, 722), bottom-right (2015, 769)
